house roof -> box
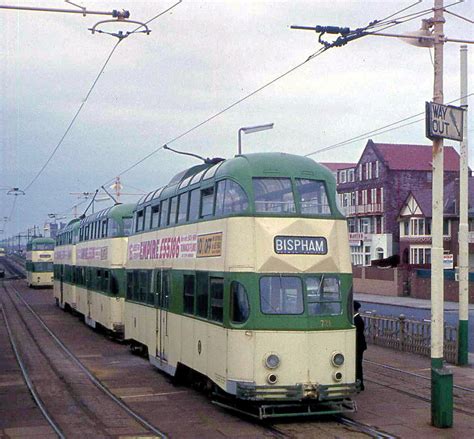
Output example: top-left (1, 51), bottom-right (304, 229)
top-left (369, 140), bottom-right (461, 172)
top-left (321, 162), bottom-right (356, 172)
top-left (400, 177), bottom-right (474, 218)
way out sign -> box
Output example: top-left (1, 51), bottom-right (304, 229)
top-left (426, 102), bottom-right (464, 142)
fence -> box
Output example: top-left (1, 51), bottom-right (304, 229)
top-left (362, 312), bottom-right (458, 364)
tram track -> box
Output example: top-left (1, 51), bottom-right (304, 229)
top-left (365, 358), bottom-right (474, 417)
top-left (1, 281), bottom-right (167, 438)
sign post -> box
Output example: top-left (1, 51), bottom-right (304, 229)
top-left (426, 102), bottom-right (464, 142)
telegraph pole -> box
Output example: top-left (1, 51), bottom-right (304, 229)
top-left (458, 45), bottom-right (469, 366)
top-left (430, 0), bottom-right (453, 428)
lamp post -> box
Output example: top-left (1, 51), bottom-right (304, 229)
top-left (238, 123), bottom-right (274, 155)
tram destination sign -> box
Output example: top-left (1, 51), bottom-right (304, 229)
top-left (274, 235), bottom-right (327, 255)
top-left (425, 101), bottom-right (464, 142)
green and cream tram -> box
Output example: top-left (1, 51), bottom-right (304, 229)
top-left (26, 237), bottom-right (55, 287)
top-left (72, 204), bottom-right (134, 335)
top-left (54, 219), bottom-right (80, 310)
top-left (125, 152), bottom-right (356, 418)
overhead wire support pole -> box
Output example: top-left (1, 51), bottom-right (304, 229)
top-left (0, 4), bottom-right (130, 19)
top-left (458, 45), bottom-right (469, 366)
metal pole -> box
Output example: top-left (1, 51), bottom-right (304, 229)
top-left (458, 45), bottom-right (469, 366)
top-left (431, 0), bottom-right (453, 428)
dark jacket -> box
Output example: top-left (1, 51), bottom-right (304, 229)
top-left (354, 313), bottom-right (367, 353)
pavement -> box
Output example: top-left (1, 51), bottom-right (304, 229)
top-left (354, 292), bottom-right (474, 367)
top-left (354, 292), bottom-right (474, 311)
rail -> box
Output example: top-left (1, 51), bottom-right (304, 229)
top-left (362, 312), bottom-right (458, 364)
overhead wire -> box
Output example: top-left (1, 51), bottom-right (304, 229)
top-left (443, 9), bottom-right (474, 24)
top-left (101, 2), bottom-right (442, 186)
top-left (304, 92), bottom-right (473, 157)
top-left (22, 1), bottom-right (183, 194)
top-left (22, 39), bottom-right (123, 193)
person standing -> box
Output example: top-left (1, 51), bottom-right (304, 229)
top-left (354, 301), bottom-right (367, 391)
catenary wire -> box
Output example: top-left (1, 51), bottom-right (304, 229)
top-left (101, 3), bottom-right (441, 186)
top-left (443, 9), bottom-right (474, 24)
top-left (22, 39), bottom-right (123, 193)
top-left (304, 92), bottom-right (473, 157)
top-left (21, 1), bottom-right (183, 194)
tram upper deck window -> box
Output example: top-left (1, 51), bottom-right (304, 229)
top-left (151, 205), bottom-right (160, 229)
top-left (160, 199), bottom-right (170, 227)
top-left (177, 192), bottom-right (189, 224)
top-left (215, 179), bottom-right (249, 216)
top-left (144, 206), bottom-right (152, 231)
top-left (135, 210), bottom-right (144, 232)
top-left (260, 276), bottom-right (303, 315)
top-left (253, 178), bottom-right (295, 214)
top-left (296, 179), bottom-right (331, 215)
top-left (123, 218), bottom-right (133, 236)
top-left (33, 243), bottom-right (54, 251)
top-left (200, 187), bottom-right (214, 218)
top-left (108, 218), bottom-right (120, 237)
top-left (169, 197), bottom-right (178, 226)
top-left (306, 276), bottom-right (341, 316)
top-left (188, 189), bottom-right (200, 221)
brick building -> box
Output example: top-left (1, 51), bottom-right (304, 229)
top-left (324, 139), bottom-right (467, 267)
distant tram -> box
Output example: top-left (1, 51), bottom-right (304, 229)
top-left (53, 152), bottom-right (357, 418)
top-left (0, 247), bottom-right (5, 257)
top-left (26, 237), bottom-right (55, 287)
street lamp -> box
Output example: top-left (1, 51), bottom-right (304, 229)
top-left (238, 123), bottom-right (274, 155)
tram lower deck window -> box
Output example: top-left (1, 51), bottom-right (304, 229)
top-left (260, 276), bottom-right (303, 314)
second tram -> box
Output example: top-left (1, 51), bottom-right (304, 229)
top-left (26, 237), bottom-right (55, 287)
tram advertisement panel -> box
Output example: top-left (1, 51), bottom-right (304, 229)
top-left (128, 232), bottom-right (223, 261)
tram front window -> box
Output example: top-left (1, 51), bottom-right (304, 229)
top-left (295, 179), bottom-right (331, 215)
top-left (306, 276), bottom-right (342, 316)
top-left (260, 276), bottom-right (303, 314)
top-left (253, 178), bottom-right (295, 214)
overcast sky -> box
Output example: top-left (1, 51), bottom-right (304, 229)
top-left (1, 0), bottom-right (473, 239)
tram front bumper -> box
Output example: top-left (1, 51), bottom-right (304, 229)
top-left (235, 381), bottom-right (357, 402)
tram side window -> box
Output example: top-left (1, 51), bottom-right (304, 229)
top-left (139, 271), bottom-right (150, 302)
top-left (253, 178), bottom-right (296, 214)
top-left (188, 189), bottom-right (200, 221)
top-left (260, 276), bottom-right (303, 315)
top-left (101, 219), bottom-right (108, 238)
top-left (215, 180), bottom-right (249, 216)
top-left (126, 272), bottom-right (134, 300)
top-left (96, 269), bottom-right (102, 290)
top-left (144, 206), bottom-right (152, 231)
top-left (230, 281), bottom-right (250, 323)
top-left (209, 277), bottom-right (224, 323)
top-left (306, 276), bottom-right (341, 316)
top-left (110, 273), bottom-right (119, 295)
top-left (201, 187), bottom-right (215, 218)
top-left (295, 179), bottom-right (331, 215)
top-left (183, 274), bottom-right (195, 314)
top-left (151, 205), bottom-right (160, 229)
top-left (103, 270), bottom-right (110, 292)
top-left (160, 200), bottom-right (170, 227)
top-left (108, 218), bottom-right (120, 237)
top-left (196, 272), bottom-right (209, 318)
top-left (177, 192), bottom-right (189, 224)
top-left (169, 197), bottom-right (178, 226)
top-left (123, 218), bottom-right (133, 236)
top-left (135, 210), bottom-right (145, 232)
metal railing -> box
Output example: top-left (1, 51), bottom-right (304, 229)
top-left (362, 312), bottom-right (458, 364)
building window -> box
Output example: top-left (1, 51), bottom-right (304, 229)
top-left (348, 169), bottom-right (355, 182)
top-left (375, 161), bottom-right (379, 178)
top-left (410, 246), bottom-right (431, 265)
top-left (339, 170), bottom-right (347, 183)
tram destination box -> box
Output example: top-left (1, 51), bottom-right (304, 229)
top-left (274, 235), bottom-right (327, 255)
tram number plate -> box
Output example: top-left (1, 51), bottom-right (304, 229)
top-left (274, 236), bottom-right (327, 255)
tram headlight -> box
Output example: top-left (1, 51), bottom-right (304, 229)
top-left (331, 352), bottom-right (345, 367)
top-left (333, 371), bottom-right (343, 382)
top-left (264, 353), bottom-right (280, 369)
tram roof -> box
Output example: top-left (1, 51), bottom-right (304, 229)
top-left (79, 203), bottom-right (135, 226)
top-left (29, 237), bottom-right (56, 245)
top-left (137, 153), bottom-right (334, 208)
